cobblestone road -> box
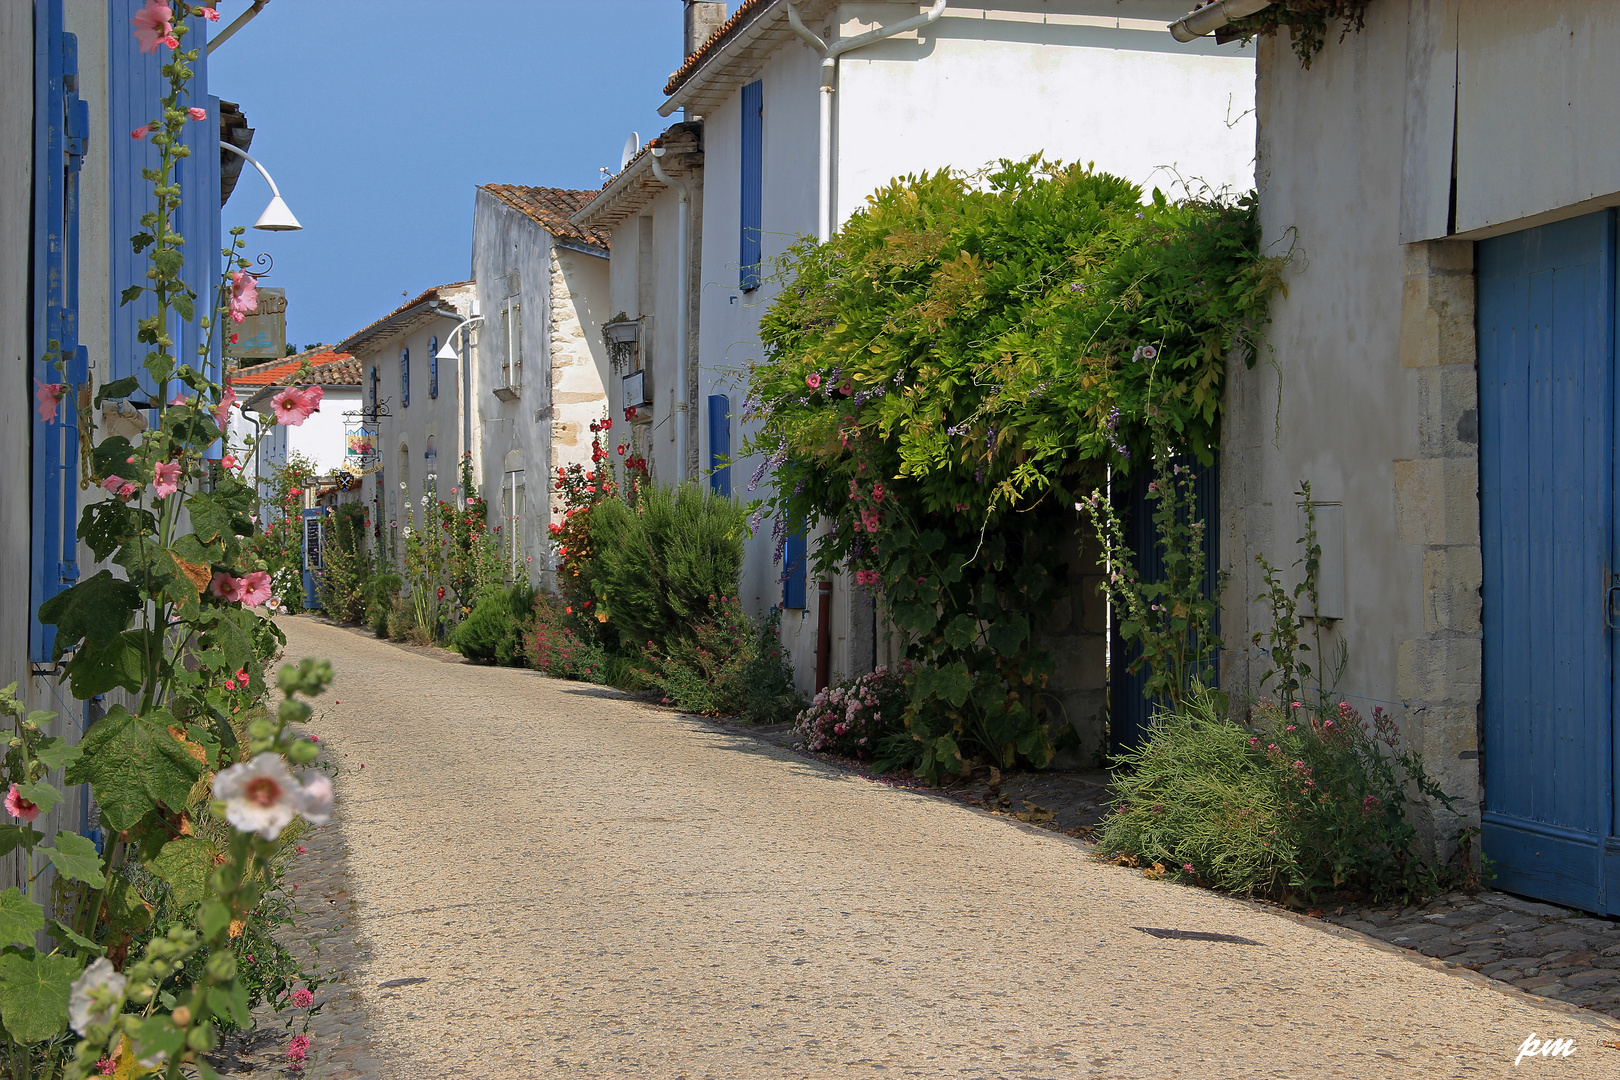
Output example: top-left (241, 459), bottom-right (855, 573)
top-left (269, 616), bottom-right (1620, 1078)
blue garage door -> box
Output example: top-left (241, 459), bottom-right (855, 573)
top-left (1478, 209), bottom-right (1620, 914)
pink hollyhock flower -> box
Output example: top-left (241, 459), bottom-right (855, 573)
top-left (187, 106), bottom-right (207, 121)
top-left (199, 6), bottom-right (220, 21)
top-left (287, 487), bottom-right (302, 498)
top-left (35, 380), bottom-right (65, 423)
top-left (152, 460), bottom-right (182, 499)
top-left (805, 372), bottom-right (822, 390)
top-left (101, 476), bottom-right (123, 494)
top-left (236, 668), bottom-right (249, 683)
top-left (129, 1), bottom-right (173, 53)
top-left (238, 570), bottom-right (273, 607)
top-left (466, 497), bottom-right (475, 506)
top-left (229, 332), bottom-right (239, 344)
top-left (118, 482), bottom-right (137, 499)
top-left (221, 453), bottom-right (237, 470)
top-left (130, 126), bottom-right (148, 140)
top-left (212, 754), bottom-right (331, 840)
top-left (223, 676), bottom-right (238, 691)
top-left (209, 571), bottom-right (245, 602)
top-left (228, 271), bottom-right (258, 323)
top-left (5, 785), bottom-right (39, 822)
top-left (271, 387), bottom-right (316, 426)
top-left (291, 988), bottom-right (314, 1008)
top-left (213, 385), bottom-right (236, 429)
top-left (298, 384), bottom-right (325, 411)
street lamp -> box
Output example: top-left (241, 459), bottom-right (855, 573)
top-left (435, 313), bottom-right (485, 471)
top-left (434, 315), bottom-right (483, 363)
top-left (220, 142), bottom-right (301, 231)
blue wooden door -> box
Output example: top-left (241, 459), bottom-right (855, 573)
top-left (1478, 209), bottom-right (1620, 914)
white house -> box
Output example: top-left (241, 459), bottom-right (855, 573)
top-left (1167, 0), bottom-right (1620, 915)
top-left (470, 185), bottom-right (613, 582)
top-left (332, 283), bottom-right (476, 562)
top-left (231, 348), bottom-right (362, 510)
top-left (583, 0), bottom-right (1257, 735)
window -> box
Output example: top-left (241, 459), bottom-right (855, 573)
top-left (503, 470), bottom-right (525, 577)
top-left (428, 335), bottom-right (439, 399)
top-left (368, 365), bottom-right (379, 416)
top-left (400, 346), bottom-right (410, 408)
top-left (740, 79), bottom-right (763, 291)
top-left (783, 528), bottom-right (807, 609)
top-left (708, 394), bottom-right (731, 496)
top-left (500, 298), bottom-right (522, 389)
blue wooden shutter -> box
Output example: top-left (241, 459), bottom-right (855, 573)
top-left (429, 335), bottom-right (439, 398)
top-left (400, 346), bottom-right (410, 407)
top-left (32, 0), bottom-right (87, 662)
top-left (708, 394), bottom-right (731, 496)
top-left (739, 79), bottom-right (763, 291)
top-left (783, 528), bottom-right (807, 609)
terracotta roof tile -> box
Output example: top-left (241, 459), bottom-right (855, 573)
top-left (664, 0), bottom-right (773, 97)
top-left (335, 282), bottom-right (473, 355)
top-left (230, 348), bottom-right (359, 388)
top-left (480, 186), bottom-right (611, 250)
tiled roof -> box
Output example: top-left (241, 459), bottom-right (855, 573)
top-left (665, 0), bottom-right (773, 97)
top-left (480, 186), bottom-right (611, 250)
top-left (230, 348), bottom-right (359, 388)
top-left (335, 282), bottom-right (474, 356)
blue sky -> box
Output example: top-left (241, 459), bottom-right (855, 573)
top-left (208, 1), bottom-right (683, 349)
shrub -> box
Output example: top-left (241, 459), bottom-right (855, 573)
top-left (528, 590), bottom-right (608, 680)
top-left (367, 569), bottom-right (401, 639)
top-left (453, 584), bottom-right (534, 665)
top-left (795, 661), bottom-right (915, 758)
top-left (639, 596), bottom-right (804, 722)
top-left (589, 483), bottom-right (747, 652)
top-left (1099, 690), bottom-right (1465, 904)
top-left (315, 502), bottom-right (370, 622)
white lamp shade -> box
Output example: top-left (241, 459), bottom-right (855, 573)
top-left (254, 195), bottom-right (302, 231)
top-left (435, 342), bottom-right (459, 362)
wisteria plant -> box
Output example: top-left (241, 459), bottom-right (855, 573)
top-left (7, 6), bottom-right (334, 1077)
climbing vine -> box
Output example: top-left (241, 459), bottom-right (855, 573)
top-left (742, 157), bottom-right (1285, 782)
top-left (1226, 0), bottom-right (1374, 66)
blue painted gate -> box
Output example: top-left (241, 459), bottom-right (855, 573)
top-left (1478, 209), bottom-right (1620, 915)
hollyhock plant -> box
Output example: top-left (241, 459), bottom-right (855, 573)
top-left (152, 459), bottom-right (182, 499)
top-left (129, 0), bottom-right (173, 54)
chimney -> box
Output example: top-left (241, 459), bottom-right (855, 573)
top-left (684, 1), bottom-right (728, 58)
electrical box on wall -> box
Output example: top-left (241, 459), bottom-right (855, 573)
top-left (1301, 501), bottom-right (1346, 620)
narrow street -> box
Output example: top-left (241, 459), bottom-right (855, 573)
top-left (276, 617), bottom-right (1620, 1079)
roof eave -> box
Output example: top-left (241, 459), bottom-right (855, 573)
top-left (660, 0), bottom-right (797, 117)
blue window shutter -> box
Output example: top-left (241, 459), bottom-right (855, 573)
top-left (32, 0), bottom-right (85, 662)
top-left (708, 394), bottom-right (731, 496)
top-left (783, 528), bottom-right (807, 609)
top-left (400, 347), bottom-right (410, 407)
top-left (739, 79), bottom-right (763, 291)
top-left (429, 335), bottom-right (439, 398)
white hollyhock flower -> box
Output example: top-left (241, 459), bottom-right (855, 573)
top-left (69, 958), bottom-right (126, 1035)
top-left (214, 753), bottom-right (332, 839)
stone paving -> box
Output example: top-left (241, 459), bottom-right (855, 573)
top-left (230, 616), bottom-right (1620, 1078)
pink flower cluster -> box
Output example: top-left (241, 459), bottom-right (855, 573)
top-left (210, 570), bottom-right (272, 607)
top-left (793, 661), bottom-right (915, 759)
top-left (291, 987), bottom-right (315, 1008)
top-left (286, 1034), bottom-right (310, 1064)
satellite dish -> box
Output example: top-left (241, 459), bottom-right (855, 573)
top-left (620, 132), bottom-right (640, 171)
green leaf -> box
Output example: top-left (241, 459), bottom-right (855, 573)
top-left (0, 889), bottom-right (45, 948)
top-left (36, 571), bottom-right (141, 662)
top-left (47, 920), bottom-right (104, 957)
top-left (197, 900), bottom-right (231, 942)
top-left (0, 827), bottom-right (42, 859)
top-left (942, 613), bottom-right (978, 649)
top-left (172, 292), bottom-right (194, 321)
top-left (89, 435), bottom-right (136, 478)
top-left (42, 832), bottom-right (105, 889)
top-left (64, 707), bottom-right (204, 832)
top-left (0, 952), bottom-right (82, 1043)
top-left (33, 737), bottom-right (82, 773)
top-left (57, 628), bottom-right (149, 698)
top-left (130, 232), bottom-right (154, 254)
top-left (151, 838), bottom-right (212, 909)
top-left (77, 501), bottom-right (153, 564)
top-left (986, 612), bottom-right (1030, 657)
top-left (934, 662), bottom-right (974, 708)
top-left (119, 285), bottom-right (144, 307)
top-left (14, 782), bottom-right (62, 817)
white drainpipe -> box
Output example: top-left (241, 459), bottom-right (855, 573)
top-left (1167, 0), bottom-right (1273, 42)
top-left (787, 0), bottom-right (947, 242)
top-left (650, 146), bottom-right (691, 483)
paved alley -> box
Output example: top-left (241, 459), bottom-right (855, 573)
top-left (274, 617), bottom-right (1620, 1078)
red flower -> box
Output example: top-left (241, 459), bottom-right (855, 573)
top-left (437, 587), bottom-right (445, 601)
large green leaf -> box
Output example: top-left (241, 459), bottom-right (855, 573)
top-left (64, 707), bottom-right (204, 832)
top-left (36, 571), bottom-right (140, 662)
top-left (77, 501), bottom-right (155, 563)
top-left (942, 613), bottom-right (979, 649)
top-left (33, 737), bottom-right (82, 773)
top-left (0, 889), bottom-right (45, 948)
top-left (42, 832), bottom-right (105, 889)
top-left (94, 375), bottom-right (141, 404)
top-left (0, 827), bottom-right (42, 860)
top-left (986, 612), bottom-right (1030, 657)
top-left (204, 607), bottom-right (255, 673)
top-left (932, 662), bottom-right (974, 708)
top-left (57, 628), bottom-right (148, 698)
top-left (88, 436), bottom-right (135, 480)
top-left (47, 919), bottom-right (103, 957)
top-left (0, 952), bottom-right (81, 1043)
top-left (150, 838), bottom-right (213, 908)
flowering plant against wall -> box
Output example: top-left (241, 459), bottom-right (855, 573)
top-left (744, 157), bottom-right (1284, 782)
top-left (247, 453), bottom-right (317, 611)
top-left (8, 8), bottom-right (335, 1076)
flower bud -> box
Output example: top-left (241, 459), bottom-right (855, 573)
top-left (205, 953), bottom-right (236, 981)
top-left (187, 1023), bottom-right (215, 1052)
top-left (170, 1006), bottom-right (192, 1028)
top-left (287, 739), bottom-right (318, 765)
